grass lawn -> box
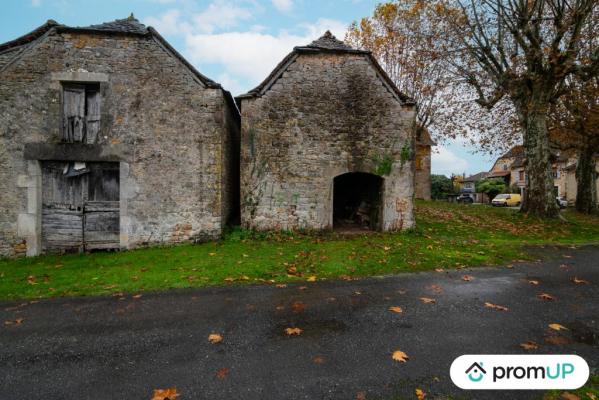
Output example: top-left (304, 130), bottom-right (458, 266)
top-left (1, 201), bottom-right (598, 301)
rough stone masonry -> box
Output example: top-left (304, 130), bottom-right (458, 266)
top-left (237, 32), bottom-right (417, 232)
top-left (0, 16), bottom-right (240, 257)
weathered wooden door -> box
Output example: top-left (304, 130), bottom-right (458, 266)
top-left (42, 162), bottom-right (120, 253)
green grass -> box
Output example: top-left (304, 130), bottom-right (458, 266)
top-left (1, 201), bottom-right (598, 301)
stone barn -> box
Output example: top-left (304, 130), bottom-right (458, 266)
top-left (237, 32), bottom-right (416, 232)
top-left (0, 16), bottom-right (240, 257)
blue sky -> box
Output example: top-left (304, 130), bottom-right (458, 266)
top-left (1, 0), bottom-right (495, 176)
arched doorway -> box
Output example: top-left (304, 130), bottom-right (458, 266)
top-left (333, 172), bottom-right (383, 231)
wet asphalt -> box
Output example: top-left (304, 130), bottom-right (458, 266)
top-left (0, 245), bottom-right (598, 400)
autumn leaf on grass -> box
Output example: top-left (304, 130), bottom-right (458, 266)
top-left (152, 388), bottom-right (179, 400)
top-left (548, 323), bottom-right (568, 331)
top-left (519, 341), bottom-right (539, 350)
top-left (392, 350), bottom-right (409, 363)
top-left (132, 294), bottom-right (142, 299)
top-left (559, 392), bottom-right (581, 400)
top-left (572, 277), bottom-right (590, 285)
top-left (285, 327), bottom-right (302, 336)
top-left (528, 280), bottom-right (539, 285)
top-left (485, 302), bottom-right (508, 311)
top-left (216, 368), bottom-right (229, 379)
top-left (389, 306), bottom-right (403, 313)
top-left (415, 388), bottom-right (426, 400)
top-left (537, 293), bottom-right (555, 301)
top-left (434, 268), bottom-right (444, 273)
top-left (208, 333), bottom-right (223, 344)
top-left (307, 275), bottom-right (317, 282)
top-left (420, 297), bottom-right (436, 304)
top-left (461, 275), bottom-right (474, 282)
top-left (26, 275), bottom-right (37, 285)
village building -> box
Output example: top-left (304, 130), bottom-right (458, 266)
top-left (414, 128), bottom-right (435, 200)
top-left (0, 16), bottom-right (240, 257)
top-left (236, 32), bottom-right (417, 232)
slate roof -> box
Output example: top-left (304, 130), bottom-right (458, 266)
top-left (237, 31), bottom-right (414, 105)
top-left (463, 171), bottom-right (489, 182)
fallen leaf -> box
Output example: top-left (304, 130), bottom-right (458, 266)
top-left (26, 275), bottom-right (37, 285)
top-left (307, 276), bottom-right (317, 282)
top-left (462, 275), bottom-right (474, 282)
top-left (415, 388), bottom-right (426, 400)
top-left (392, 350), bottom-right (409, 362)
top-left (275, 284), bottom-right (287, 288)
top-left (356, 392), bottom-right (367, 400)
top-left (291, 301), bottom-right (306, 313)
top-left (389, 306), bottom-right (403, 313)
top-left (4, 318), bottom-right (24, 326)
top-left (572, 277), bottom-right (589, 285)
top-left (132, 294), bottom-right (142, 299)
top-left (434, 268), bottom-right (444, 273)
top-left (427, 284), bottom-right (443, 294)
top-left (419, 297), bottom-right (436, 304)
top-left (528, 280), bottom-right (539, 285)
top-left (224, 277), bottom-right (234, 282)
top-left (519, 341), bottom-right (539, 350)
top-left (538, 293), bottom-right (555, 301)
top-left (559, 392), bottom-right (580, 400)
top-left (285, 327), bottom-right (302, 336)
top-left (208, 333), bottom-right (223, 343)
top-left (209, 252), bottom-right (216, 256)
top-left (549, 323), bottom-right (568, 331)
top-left (216, 368), bottom-right (229, 379)
top-left (485, 302), bottom-right (508, 311)
top-left (152, 388), bottom-right (179, 400)
top-left (298, 286), bottom-right (308, 290)
top-left (313, 356), bottom-right (325, 364)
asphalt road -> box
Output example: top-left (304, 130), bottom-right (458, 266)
top-left (1, 245), bottom-right (598, 400)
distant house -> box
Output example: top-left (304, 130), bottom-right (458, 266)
top-left (488, 146), bottom-right (524, 187)
top-left (459, 172), bottom-right (489, 203)
top-left (414, 127), bottom-right (435, 200)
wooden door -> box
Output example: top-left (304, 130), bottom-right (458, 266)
top-left (84, 164), bottom-right (120, 250)
top-left (41, 162), bottom-right (120, 253)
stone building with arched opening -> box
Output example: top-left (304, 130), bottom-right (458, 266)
top-left (236, 31), bottom-right (416, 232)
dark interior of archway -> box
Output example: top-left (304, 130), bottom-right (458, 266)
top-left (333, 172), bottom-right (383, 231)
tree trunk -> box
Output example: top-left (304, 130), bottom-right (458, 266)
top-left (519, 110), bottom-right (560, 217)
top-left (575, 145), bottom-right (597, 214)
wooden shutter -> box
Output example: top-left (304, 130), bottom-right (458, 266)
top-left (62, 85), bottom-right (85, 142)
top-left (85, 88), bottom-right (101, 144)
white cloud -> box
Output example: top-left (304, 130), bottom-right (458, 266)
top-left (193, 0), bottom-right (254, 33)
top-left (272, 0), bottom-right (293, 12)
top-left (185, 18), bottom-right (347, 94)
top-left (144, 9), bottom-right (191, 35)
top-left (432, 146), bottom-right (469, 177)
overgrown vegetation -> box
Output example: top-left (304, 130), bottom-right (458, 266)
top-left (1, 201), bottom-right (598, 301)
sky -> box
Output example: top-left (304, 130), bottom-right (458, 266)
top-left (1, 0), bottom-right (496, 177)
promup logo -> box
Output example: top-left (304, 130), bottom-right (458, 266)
top-left (465, 362), bottom-right (486, 382)
top-left (450, 355), bottom-right (589, 390)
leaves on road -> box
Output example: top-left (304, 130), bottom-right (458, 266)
top-left (572, 277), bottom-right (589, 285)
top-left (549, 323), bottom-right (568, 331)
top-left (4, 318), bottom-right (24, 326)
top-left (216, 368), bottom-right (229, 379)
top-left (461, 275), bottom-right (474, 282)
top-left (285, 327), bottom-right (303, 336)
top-left (544, 335), bottom-right (572, 345)
top-left (151, 388), bottom-right (179, 400)
top-left (291, 301), bottom-right (306, 313)
top-left (528, 280), bottom-right (539, 285)
top-left (485, 302), bottom-right (508, 311)
top-left (392, 350), bottom-right (409, 363)
top-left (313, 356), bottom-right (325, 364)
top-left (389, 306), bottom-right (403, 313)
top-left (427, 284), bottom-right (443, 294)
top-left (538, 293), bottom-right (556, 301)
top-left (415, 388), bottom-right (426, 400)
top-left (208, 333), bottom-right (223, 344)
top-left (519, 341), bottom-right (539, 350)
top-left (419, 297), bottom-right (436, 304)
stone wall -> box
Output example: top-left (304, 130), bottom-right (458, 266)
top-left (0, 29), bottom-right (237, 257)
top-left (240, 52), bottom-right (416, 231)
top-left (415, 145), bottom-right (431, 200)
